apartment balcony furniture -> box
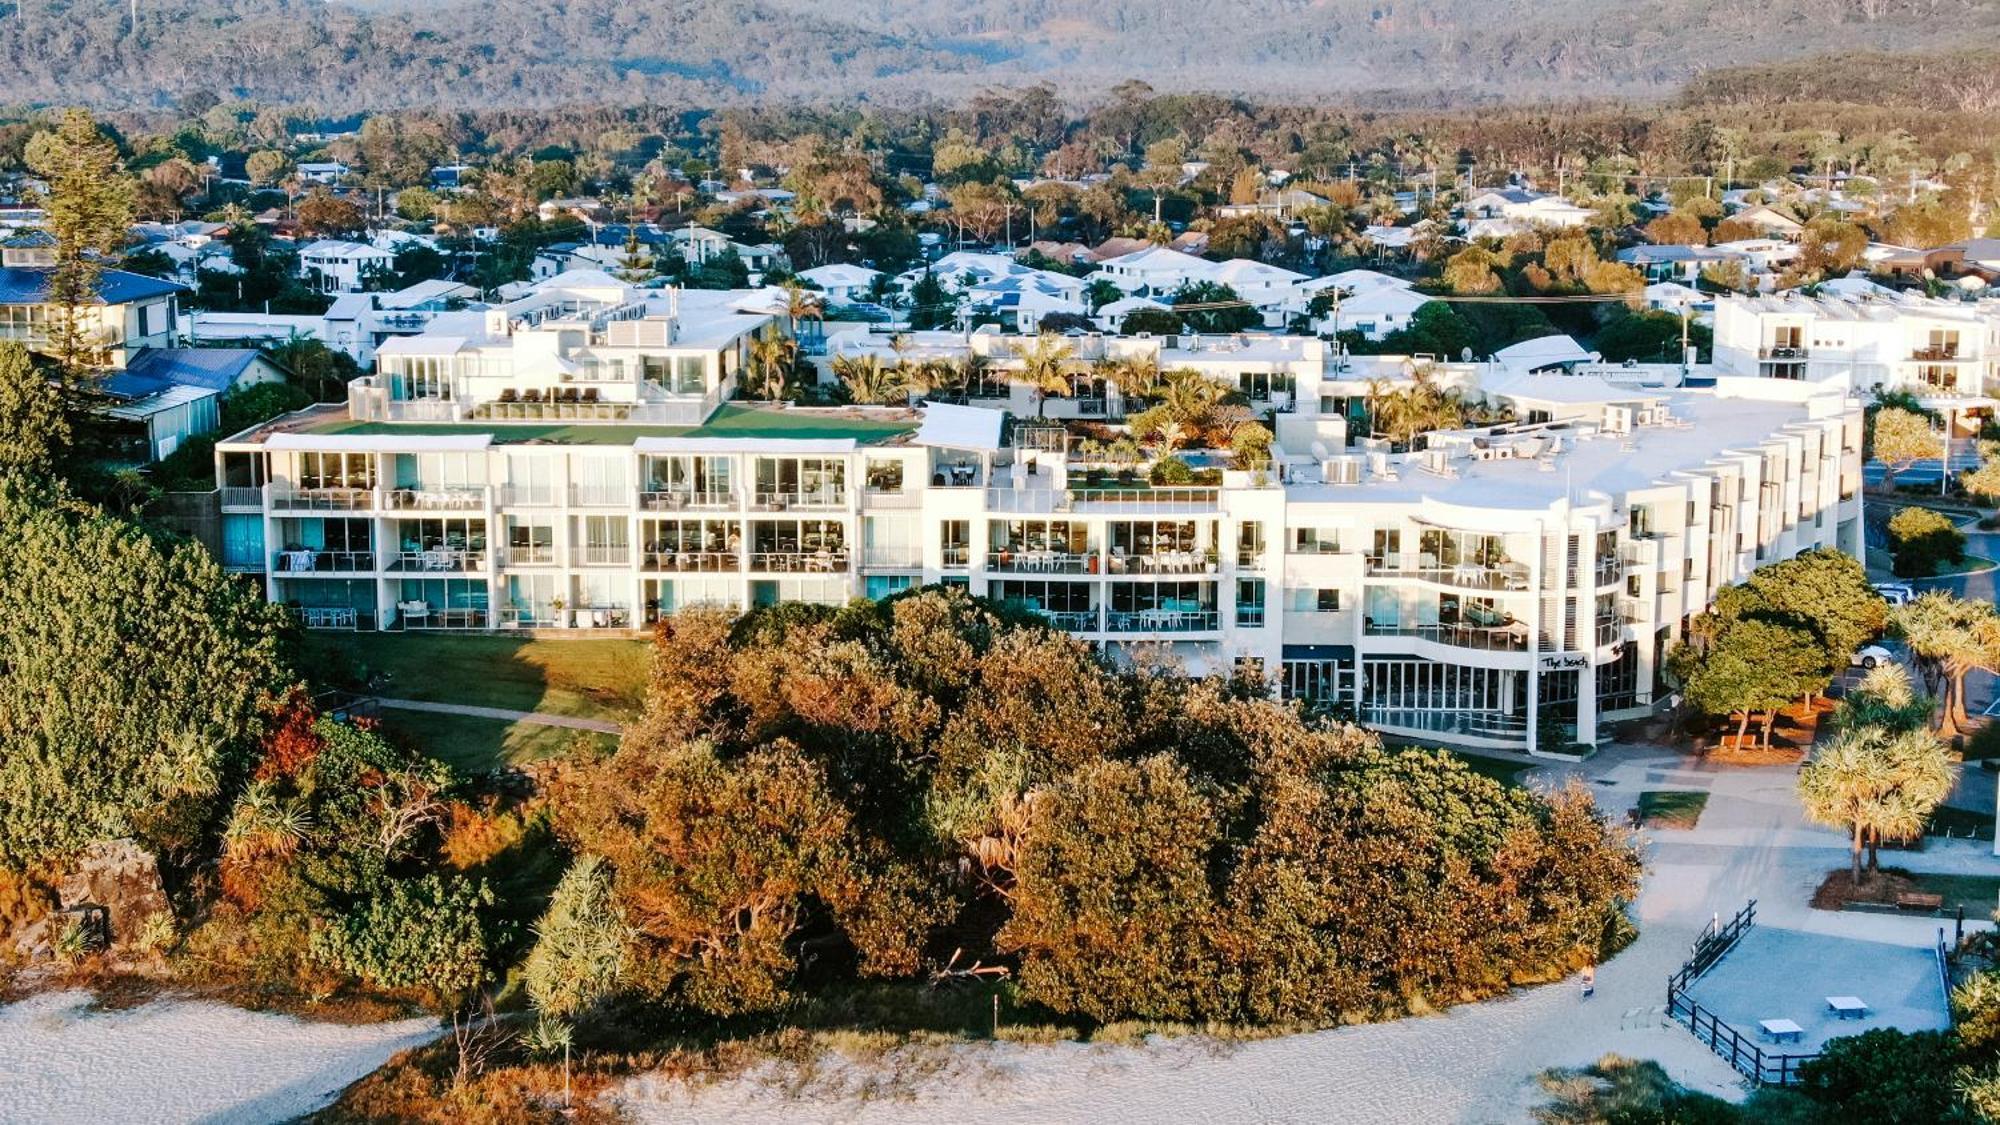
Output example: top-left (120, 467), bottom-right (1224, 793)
top-left (384, 486), bottom-right (488, 511)
top-left (274, 548), bottom-right (376, 573)
top-left (751, 550), bottom-right (850, 572)
top-left (1043, 609), bottom-right (1098, 631)
top-left (639, 489), bottom-right (737, 511)
top-left (1911, 346), bottom-right (1965, 361)
top-left (395, 600), bottom-right (430, 627)
top-left (931, 463), bottom-right (983, 488)
top-left (988, 550), bottom-right (1091, 574)
top-left (1759, 345), bottom-right (1809, 360)
top-left (296, 606), bottom-right (360, 629)
top-left (1103, 608), bottom-right (1220, 633)
top-left (642, 549), bottom-right (740, 572)
top-left (270, 487), bottom-right (375, 512)
top-left (940, 546), bottom-right (971, 569)
top-left (389, 548), bottom-right (485, 572)
top-left (754, 488), bottom-right (848, 510)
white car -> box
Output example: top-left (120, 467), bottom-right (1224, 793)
top-left (1850, 644), bottom-right (1893, 669)
top-left (1874, 582), bottom-right (1915, 606)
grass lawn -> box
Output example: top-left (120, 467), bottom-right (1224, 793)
top-left (1636, 790), bottom-right (1710, 830)
top-left (304, 632), bottom-right (649, 722)
top-left (378, 711), bottom-right (618, 775)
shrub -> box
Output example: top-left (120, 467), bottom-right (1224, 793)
top-left (1794, 1028), bottom-right (1968, 1125)
top-left (1888, 506), bottom-right (1965, 578)
top-left (310, 873), bottom-right (502, 1003)
top-left (1149, 455), bottom-right (1194, 485)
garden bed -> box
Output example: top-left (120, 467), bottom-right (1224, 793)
top-left (1810, 868), bottom-right (2000, 916)
top-left (1635, 791), bottom-right (1709, 830)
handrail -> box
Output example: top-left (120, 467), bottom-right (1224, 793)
top-left (1663, 900), bottom-right (1820, 1086)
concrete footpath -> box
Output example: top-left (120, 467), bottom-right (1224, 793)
top-left (373, 697), bottom-right (624, 734)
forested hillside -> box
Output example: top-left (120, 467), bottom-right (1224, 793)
top-left (0, 0), bottom-right (1995, 110)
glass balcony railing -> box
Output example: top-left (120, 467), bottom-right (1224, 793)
top-left (1364, 622), bottom-right (1531, 652)
top-left (1104, 609), bottom-right (1220, 633)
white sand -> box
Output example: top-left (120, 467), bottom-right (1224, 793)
top-left (613, 748), bottom-right (1997, 1125)
top-left (0, 990), bottom-right (439, 1124)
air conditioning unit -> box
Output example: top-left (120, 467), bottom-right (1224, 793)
top-left (1603, 405), bottom-right (1633, 434)
top-left (1328, 456), bottom-right (1362, 485)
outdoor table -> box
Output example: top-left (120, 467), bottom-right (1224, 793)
top-left (1826, 996), bottom-right (1869, 1020)
top-left (1758, 1018), bottom-right (1805, 1044)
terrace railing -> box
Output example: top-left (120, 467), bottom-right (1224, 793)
top-left (1664, 900), bottom-right (1820, 1087)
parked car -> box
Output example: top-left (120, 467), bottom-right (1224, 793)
top-left (1874, 582), bottom-right (1915, 606)
top-left (1850, 644), bottom-right (1894, 669)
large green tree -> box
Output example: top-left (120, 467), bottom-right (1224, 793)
top-left (0, 479), bottom-right (295, 863)
top-left (25, 108), bottom-right (136, 381)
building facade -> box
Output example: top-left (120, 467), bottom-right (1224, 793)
top-left (212, 277), bottom-right (1864, 756)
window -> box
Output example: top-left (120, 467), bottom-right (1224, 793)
top-left (1293, 527), bottom-right (1338, 553)
top-left (1236, 578), bottom-right (1266, 626)
top-left (865, 458), bottom-right (904, 493)
top-left (940, 520), bottom-right (971, 567)
top-left (865, 575), bottom-right (915, 599)
top-left (1316, 588), bottom-right (1341, 612)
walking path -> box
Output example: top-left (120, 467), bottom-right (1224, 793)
top-left (615, 743), bottom-right (1997, 1125)
top-left (373, 697), bottom-right (624, 734)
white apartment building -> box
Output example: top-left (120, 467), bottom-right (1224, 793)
top-left (300, 240), bottom-right (398, 295)
top-left (211, 276), bottom-right (1862, 757)
top-left (1712, 291), bottom-right (2000, 408)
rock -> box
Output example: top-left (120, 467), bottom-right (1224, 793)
top-left (56, 839), bottom-right (171, 947)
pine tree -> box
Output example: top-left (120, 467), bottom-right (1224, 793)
top-left (24, 109), bottom-right (136, 385)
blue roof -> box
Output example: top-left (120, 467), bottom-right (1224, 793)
top-left (116, 348), bottom-right (264, 394)
top-left (0, 266), bottom-right (185, 306)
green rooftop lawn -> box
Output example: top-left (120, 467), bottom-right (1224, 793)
top-left (303, 632), bottom-right (649, 722)
top-left (304, 403), bottom-right (916, 446)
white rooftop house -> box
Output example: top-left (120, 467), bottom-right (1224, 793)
top-left (1087, 246), bottom-right (1218, 299)
top-left (349, 270), bottom-right (781, 427)
top-left (1290, 271), bottom-right (1434, 340)
top-left (1712, 291), bottom-right (2000, 405)
top-left (1460, 188), bottom-right (1596, 238)
top-left (795, 263), bottom-right (883, 306)
top-left (299, 240), bottom-right (397, 295)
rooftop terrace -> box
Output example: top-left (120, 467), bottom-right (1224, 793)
top-left (231, 402), bottom-right (921, 448)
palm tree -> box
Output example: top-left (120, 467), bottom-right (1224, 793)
top-left (1367, 366), bottom-right (1467, 449)
top-left (781, 280), bottom-right (825, 339)
top-left (1097, 354), bottom-right (1160, 406)
top-left (1799, 725), bottom-right (1957, 881)
top-left (832, 354), bottom-right (907, 405)
top-left (1012, 332), bottom-right (1077, 418)
top-left (746, 333), bottom-right (798, 400)
top-left (1893, 591), bottom-right (2000, 736)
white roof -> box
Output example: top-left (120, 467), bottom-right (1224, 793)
top-left (1210, 258), bottom-right (1307, 286)
top-left (1490, 373), bottom-right (1661, 407)
top-left (1099, 295), bottom-right (1169, 316)
top-left (1493, 334), bottom-right (1598, 373)
top-left (1339, 286), bottom-right (1433, 316)
top-left (266, 432), bottom-right (491, 453)
top-left (1300, 268), bottom-right (1411, 295)
top-left (912, 401), bottom-right (1005, 451)
top-left (797, 263), bottom-right (882, 287)
top-left (1101, 245), bottom-right (1212, 271)
top-left (376, 334), bottom-right (469, 357)
top-left (299, 239), bottom-right (393, 259)
top-left (377, 278), bottom-right (475, 309)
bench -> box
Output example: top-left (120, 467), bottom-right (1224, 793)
top-left (1897, 891), bottom-right (1945, 913)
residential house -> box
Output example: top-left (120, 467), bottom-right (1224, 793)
top-left (300, 240), bottom-right (397, 294)
top-left (796, 263), bottom-right (884, 306)
top-left (99, 347), bottom-right (287, 461)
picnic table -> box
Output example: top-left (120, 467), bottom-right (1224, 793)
top-left (1759, 1018), bottom-right (1805, 1044)
top-left (1826, 996), bottom-right (1870, 1020)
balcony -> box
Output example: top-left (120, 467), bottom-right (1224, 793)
top-left (387, 548), bottom-right (487, 572)
top-left (384, 486), bottom-right (489, 511)
top-left (1594, 618), bottom-right (1623, 646)
top-left (638, 489), bottom-right (738, 512)
top-left (499, 485), bottom-right (557, 506)
top-left (753, 488), bottom-right (848, 510)
top-left (1043, 609), bottom-right (1099, 632)
top-left (495, 545), bottom-right (557, 567)
top-left (1364, 621), bottom-right (1530, 652)
top-left (940, 546), bottom-right (971, 569)
top-left (272, 548), bottom-right (376, 574)
top-left (1107, 550), bottom-right (1219, 576)
top-left (569, 484), bottom-right (631, 508)
top-left (1365, 556), bottom-right (1532, 592)
top-left (750, 550), bottom-right (850, 572)
top-left (570, 545), bottom-right (632, 567)
top-left (296, 606), bottom-right (365, 630)
top-left (1758, 345), bottom-right (1809, 360)
top-left (1911, 346), bottom-right (1967, 362)
top-left (270, 487), bottom-right (374, 512)
top-left (221, 486), bottom-right (264, 509)
top-left (643, 549), bottom-right (740, 572)
top-left (1103, 609), bottom-right (1220, 634)
top-left (988, 550), bottom-right (1093, 574)
top-left (1237, 551), bottom-right (1267, 571)
top-left (1067, 486), bottom-right (1220, 513)
top-left (1594, 557), bottom-right (1621, 587)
